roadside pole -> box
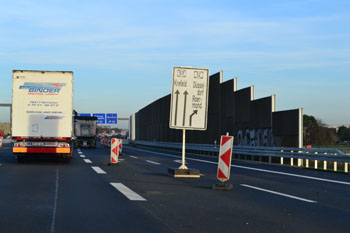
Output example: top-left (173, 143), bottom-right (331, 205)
top-left (168, 67), bottom-right (209, 178)
top-left (179, 129), bottom-right (187, 169)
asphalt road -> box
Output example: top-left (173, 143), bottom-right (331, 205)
top-left (0, 141), bottom-right (349, 233)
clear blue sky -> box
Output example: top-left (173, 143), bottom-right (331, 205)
top-left (0, 0), bottom-right (349, 129)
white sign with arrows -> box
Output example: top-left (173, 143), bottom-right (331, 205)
top-left (170, 67), bottom-right (209, 130)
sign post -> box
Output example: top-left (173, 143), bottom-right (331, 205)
top-left (168, 67), bottom-right (209, 178)
top-left (213, 134), bottom-right (234, 190)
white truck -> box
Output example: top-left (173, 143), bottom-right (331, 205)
top-left (12, 70), bottom-right (74, 162)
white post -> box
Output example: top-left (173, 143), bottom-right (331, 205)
top-left (315, 160), bottom-right (318, 169)
top-left (323, 161), bottom-right (327, 170)
top-left (306, 159), bottom-right (309, 168)
top-left (291, 158), bottom-right (294, 166)
top-left (334, 162), bottom-right (337, 172)
top-left (345, 163), bottom-right (349, 173)
top-left (179, 129), bottom-right (188, 169)
top-left (280, 157), bottom-right (284, 165)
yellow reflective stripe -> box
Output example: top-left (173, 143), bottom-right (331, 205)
top-left (13, 147), bottom-right (27, 153)
top-left (56, 148), bottom-right (70, 153)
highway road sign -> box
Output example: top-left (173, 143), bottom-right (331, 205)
top-left (106, 113), bottom-right (118, 124)
top-left (170, 67), bottom-right (209, 130)
top-left (93, 113), bottom-right (106, 124)
top-left (78, 113), bottom-right (92, 117)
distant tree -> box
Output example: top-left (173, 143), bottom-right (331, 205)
top-left (303, 115), bottom-right (338, 146)
top-left (338, 126), bottom-right (350, 141)
top-left (303, 115), bottom-right (318, 145)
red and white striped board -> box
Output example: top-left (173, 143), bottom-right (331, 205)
top-left (0, 137), bottom-right (3, 149)
top-left (110, 138), bottom-right (121, 164)
top-left (217, 136), bottom-right (234, 182)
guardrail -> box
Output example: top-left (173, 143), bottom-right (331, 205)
top-left (131, 140), bottom-right (350, 174)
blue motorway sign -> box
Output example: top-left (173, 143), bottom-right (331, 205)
top-left (93, 113), bottom-right (106, 124)
top-left (78, 113), bottom-right (92, 117)
top-left (106, 113), bottom-right (118, 124)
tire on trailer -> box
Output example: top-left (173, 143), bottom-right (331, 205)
top-left (16, 154), bottom-right (26, 163)
top-left (61, 153), bottom-right (71, 163)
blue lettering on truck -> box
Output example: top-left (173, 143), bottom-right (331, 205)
top-left (19, 82), bottom-right (66, 93)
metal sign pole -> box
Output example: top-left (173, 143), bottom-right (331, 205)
top-left (179, 129), bottom-right (188, 169)
top-left (168, 67), bottom-right (209, 178)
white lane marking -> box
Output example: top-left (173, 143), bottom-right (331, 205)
top-left (146, 160), bottom-right (161, 165)
top-left (130, 155), bottom-right (138, 159)
top-left (110, 183), bottom-right (146, 201)
top-left (78, 152), bottom-right (83, 154)
top-left (80, 154), bottom-right (86, 158)
top-left (84, 159), bottom-right (92, 164)
top-left (50, 168), bottom-right (59, 233)
top-left (232, 164), bottom-right (350, 186)
top-left (200, 174), bottom-right (205, 176)
top-left (174, 159), bottom-right (188, 164)
top-left (240, 184), bottom-right (317, 203)
top-left (134, 148), bottom-right (350, 186)
top-left (91, 166), bottom-right (106, 174)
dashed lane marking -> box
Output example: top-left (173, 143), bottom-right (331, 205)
top-left (146, 160), bottom-right (161, 165)
top-left (130, 156), bottom-right (138, 159)
top-left (50, 168), bottom-right (59, 233)
top-left (84, 159), bottom-right (92, 164)
top-left (240, 184), bottom-right (317, 203)
top-left (80, 154), bottom-right (86, 158)
top-left (110, 183), bottom-right (146, 201)
top-left (174, 159), bottom-right (187, 164)
top-left (91, 166), bottom-right (106, 174)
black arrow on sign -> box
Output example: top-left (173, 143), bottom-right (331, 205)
top-left (182, 91), bottom-right (188, 126)
top-left (189, 110), bottom-right (198, 127)
top-left (174, 90), bottom-right (180, 125)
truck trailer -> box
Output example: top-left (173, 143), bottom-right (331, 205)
top-left (12, 70), bottom-right (74, 162)
top-left (74, 116), bottom-right (97, 148)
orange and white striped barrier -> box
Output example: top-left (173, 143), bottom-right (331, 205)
top-left (0, 137), bottom-right (3, 149)
top-left (217, 135), bottom-right (234, 182)
top-left (110, 138), bottom-right (121, 164)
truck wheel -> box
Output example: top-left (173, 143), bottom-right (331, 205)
top-left (63, 158), bottom-right (71, 163)
top-left (61, 154), bottom-right (71, 163)
top-left (17, 155), bottom-right (26, 163)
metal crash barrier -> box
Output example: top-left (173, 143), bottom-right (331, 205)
top-left (131, 140), bottom-right (350, 174)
